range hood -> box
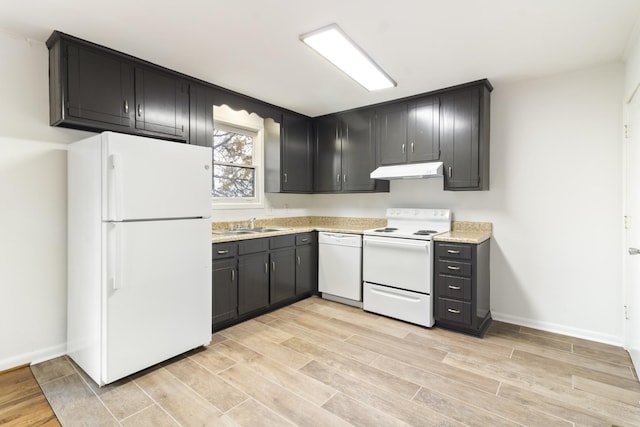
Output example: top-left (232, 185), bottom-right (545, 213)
top-left (370, 161), bottom-right (444, 180)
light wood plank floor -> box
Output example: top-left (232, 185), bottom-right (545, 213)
top-left (23, 297), bottom-right (640, 426)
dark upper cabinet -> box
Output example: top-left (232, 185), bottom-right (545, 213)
top-left (189, 83), bottom-right (214, 147)
top-left (134, 67), bottom-right (189, 139)
top-left (376, 96), bottom-right (440, 166)
top-left (440, 83), bottom-right (491, 190)
top-left (265, 113), bottom-right (313, 193)
top-left (376, 103), bottom-right (408, 165)
top-left (314, 116), bottom-right (342, 192)
top-left (314, 112), bottom-right (388, 193)
top-left (47, 31), bottom-right (189, 142)
top-left (408, 97), bottom-right (440, 163)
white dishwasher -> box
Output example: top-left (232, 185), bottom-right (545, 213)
top-left (318, 232), bottom-right (363, 307)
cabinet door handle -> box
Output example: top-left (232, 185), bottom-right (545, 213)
top-left (447, 308), bottom-right (461, 314)
top-left (448, 285), bottom-right (461, 290)
top-left (265, 263), bottom-right (268, 274)
top-left (336, 174), bottom-right (341, 183)
top-left (402, 143), bottom-right (405, 154)
top-left (297, 255), bottom-right (301, 265)
top-left (217, 250), bottom-right (229, 255)
top-left (343, 174), bottom-right (347, 183)
top-left (124, 99), bottom-right (129, 114)
top-left (411, 142), bottom-right (414, 153)
top-left (137, 104), bottom-right (142, 117)
top-left (272, 261), bottom-right (276, 271)
top-left (448, 166), bottom-right (452, 178)
top-left (284, 173), bottom-right (288, 183)
top-left (447, 250), bottom-right (460, 254)
top-left (447, 266), bottom-right (460, 271)
top-left (231, 269), bottom-right (235, 281)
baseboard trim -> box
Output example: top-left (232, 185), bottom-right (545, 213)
top-left (491, 311), bottom-right (623, 347)
top-left (0, 343), bottom-right (66, 372)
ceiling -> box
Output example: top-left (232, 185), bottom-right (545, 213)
top-left (2, 0), bottom-right (640, 117)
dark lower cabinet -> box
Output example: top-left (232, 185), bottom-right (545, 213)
top-left (295, 243), bottom-right (315, 295)
top-left (212, 258), bottom-right (237, 325)
top-left (270, 248), bottom-right (296, 304)
top-left (212, 232), bottom-right (317, 330)
top-left (434, 240), bottom-right (491, 337)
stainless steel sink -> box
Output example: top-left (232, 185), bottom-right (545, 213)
top-left (212, 227), bottom-right (291, 236)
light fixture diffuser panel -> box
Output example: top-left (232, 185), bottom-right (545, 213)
top-left (300, 24), bottom-right (396, 91)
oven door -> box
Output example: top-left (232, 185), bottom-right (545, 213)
top-left (362, 235), bottom-right (433, 293)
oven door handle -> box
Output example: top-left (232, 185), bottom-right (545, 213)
top-left (364, 236), bottom-right (429, 250)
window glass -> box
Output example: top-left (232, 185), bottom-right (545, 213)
top-left (212, 125), bottom-right (257, 198)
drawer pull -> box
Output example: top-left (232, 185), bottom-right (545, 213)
top-left (447, 308), bottom-right (461, 314)
top-left (301, 238), bottom-right (309, 242)
top-left (447, 249), bottom-right (460, 254)
top-left (217, 250), bottom-right (229, 255)
top-left (448, 285), bottom-right (461, 290)
top-left (447, 266), bottom-right (461, 271)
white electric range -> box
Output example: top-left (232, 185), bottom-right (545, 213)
top-left (362, 208), bottom-right (451, 327)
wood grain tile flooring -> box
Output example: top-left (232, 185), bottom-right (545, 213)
top-left (12, 297), bottom-right (640, 426)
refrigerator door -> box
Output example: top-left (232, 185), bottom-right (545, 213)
top-left (102, 132), bottom-right (211, 221)
top-left (103, 218), bottom-right (211, 385)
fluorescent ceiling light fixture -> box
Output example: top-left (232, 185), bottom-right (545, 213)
top-left (300, 24), bottom-right (396, 91)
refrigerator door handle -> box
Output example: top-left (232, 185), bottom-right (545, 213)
top-left (109, 154), bottom-right (123, 221)
top-left (110, 223), bottom-right (124, 290)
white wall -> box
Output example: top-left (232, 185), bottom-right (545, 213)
top-left (0, 27), bottom-right (626, 371)
top-left (0, 30), bottom-right (90, 371)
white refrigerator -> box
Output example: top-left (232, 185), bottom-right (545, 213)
top-left (67, 131), bottom-right (212, 386)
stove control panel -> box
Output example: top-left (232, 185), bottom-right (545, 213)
top-left (386, 208), bottom-right (451, 221)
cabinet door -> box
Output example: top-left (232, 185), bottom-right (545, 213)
top-left (212, 258), bottom-right (237, 326)
top-left (189, 83), bottom-right (214, 147)
top-left (282, 114), bottom-right (313, 192)
top-left (376, 103), bottom-right (407, 165)
top-left (441, 88), bottom-right (480, 189)
top-left (314, 116), bottom-right (342, 192)
top-left (408, 97), bottom-right (440, 163)
top-left (270, 248), bottom-right (296, 304)
top-left (67, 44), bottom-right (133, 127)
top-left (295, 244), bottom-right (316, 296)
top-left (135, 67), bottom-right (189, 139)
top-left (342, 110), bottom-right (377, 191)
top-left (238, 253), bottom-right (269, 315)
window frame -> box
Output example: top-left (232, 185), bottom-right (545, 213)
top-left (211, 107), bottom-right (264, 209)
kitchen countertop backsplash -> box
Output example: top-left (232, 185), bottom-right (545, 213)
top-left (212, 216), bottom-right (387, 243)
top-left (212, 216), bottom-right (492, 244)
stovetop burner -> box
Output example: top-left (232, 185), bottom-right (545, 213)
top-left (414, 230), bottom-right (437, 235)
top-left (374, 227), bottom-right (398, 232)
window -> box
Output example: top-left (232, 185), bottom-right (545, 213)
top-left (213, 124), bottom-right (256, 198)
top-left (212, 105), bottom-right (264, 208)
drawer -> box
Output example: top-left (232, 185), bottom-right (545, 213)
top-left (436, 243), bottom-right (472, 260)
top-left (238, 238), bottom-right (268, 255)
top-left (438, 274), bottom-right (472, 300)
top-left (438, 298), bottom-right (471, 325)
top-left (270, 234), bottom-right (295, 249)
top-left (295, 232), bottom-right (314, 246)
top-left (437, 259), bottom-right (472, 277)
top-left (212, 243), bottom-right (237, 259)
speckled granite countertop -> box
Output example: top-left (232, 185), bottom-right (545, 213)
top-left (211, 216), bottom-right (387, 243)
top-left (434, 221), bottom-right (492, 244)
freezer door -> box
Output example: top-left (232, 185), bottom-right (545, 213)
top-left (103, 218), bottom-right (211, 385)
top-left (103, 132), bottom-right (211, 221)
